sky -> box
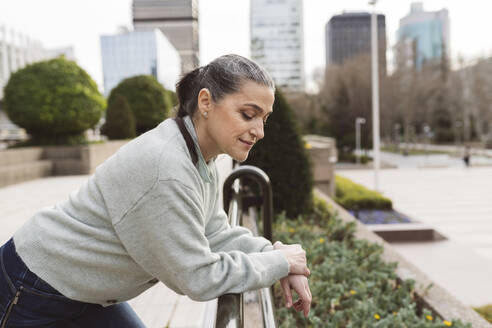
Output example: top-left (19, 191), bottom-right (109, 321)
top-left (1, 0), bottom-right (492, 92)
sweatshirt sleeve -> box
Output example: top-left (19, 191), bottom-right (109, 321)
top-left (205, 208), bottom-right (275, 254)
top-left (113, 179), bottom-right (289, 302)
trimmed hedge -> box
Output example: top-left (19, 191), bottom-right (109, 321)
top-left (335, 175), bottom-right (392, 210)
top-left (243, 89), bottom-right (313, 218)
top-left (101, 94), bottom-right (136, 140)
top-left (3, 57), bottom-right (105, 145)
top-left (338, 152), bottom-right (371, 164)
top-left (475, 305), bottom-right (492, 324)
top-left (273, 197), bottom-right (471, 327)
top-left (108, 75), bottom-right (172, 135)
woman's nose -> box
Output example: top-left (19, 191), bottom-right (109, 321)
top-left (251, 120), bottom-right (264, 141)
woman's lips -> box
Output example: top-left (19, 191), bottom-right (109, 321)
top-left (239, 138), bottom-right (254, 147)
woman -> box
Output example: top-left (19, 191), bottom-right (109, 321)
top-left (0, 54), bottom-right (311, 328)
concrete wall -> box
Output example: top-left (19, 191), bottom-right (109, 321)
top-left (0, 141), bottom-right (128, 188)
top-left (304, 135), bottom-right (337, 197)
top-left (43, 141), bottom-right (128, 176)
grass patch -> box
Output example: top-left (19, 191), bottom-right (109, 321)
top-left (382, 146), bottom-right (448, 156)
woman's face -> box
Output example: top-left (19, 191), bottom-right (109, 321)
top-left (199, 80), bottom-right (274, 162)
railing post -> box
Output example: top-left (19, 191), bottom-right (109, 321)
top-left (223, 165), bottom-right (273, 241)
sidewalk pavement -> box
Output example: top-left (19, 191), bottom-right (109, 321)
top-left (0, 176), bottom-right (210, 328)
top-left (340, 167), bottom-right (492, 307)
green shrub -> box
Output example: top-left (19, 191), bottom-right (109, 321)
top-left (108, 75), bottom-right (171, 135)
top-left (243, 89), bottom-right (313, 218)
top-left (100, 94), bottom-right (136, 140)
top-left (335, 175), bottom-right (392, 210)
top-left (272, 197), bottom-right (471, 328)
top-left (3, 57), bottom-right (105, 145)
top-left (474, 304), bottom-right (492, 324)
top-left (338, 152), bottom-right (371, 164)
top-left (167, 89), bottom-right (178, 108)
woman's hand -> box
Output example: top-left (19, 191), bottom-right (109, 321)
top-left (280, 274), bottom-right (312, 318)
top-left (273, 241), bottom-right (310, 277)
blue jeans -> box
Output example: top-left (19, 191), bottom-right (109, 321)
top-left (0, 238), bottom-right (146, 328)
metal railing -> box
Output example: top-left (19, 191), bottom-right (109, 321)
top-left (210, 165), bottom-right (277, 328)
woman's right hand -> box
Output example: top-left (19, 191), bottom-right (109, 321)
top-left (273, 241), bottom-right (310, 277)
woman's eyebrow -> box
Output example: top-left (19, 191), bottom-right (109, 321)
top-left (244, 103), bottom-right (272, 115)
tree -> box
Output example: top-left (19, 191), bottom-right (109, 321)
top-left (108, 75), bottom-right (172, 135)
top-left (3, 57), bottom-right (105, 145)
top-left (244, 89), bottom-right (313, 218)
top-left (101, 94), bottom-right (136, 140)
top-left (319, 54), bottom-right (374, 155)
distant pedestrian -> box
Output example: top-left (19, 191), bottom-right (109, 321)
top-left (463, 145), bottom-right (471, 167)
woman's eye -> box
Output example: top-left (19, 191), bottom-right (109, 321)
top-left (241, 112), bottom-right (253, 120)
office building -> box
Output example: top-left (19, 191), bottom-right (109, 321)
top-left (250, 0), bottom-right (305, 92)
top-left (397, 2), bottom-right (450, 69)
top-left (133, 0), bottom-right (199, 73)
top-left (325, 12), bottom-right (387, 73)
top-left (100, 29), bottom-right (181, 97)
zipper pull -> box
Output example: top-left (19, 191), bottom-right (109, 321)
top-left (13, 286), bottom-right (23, 305)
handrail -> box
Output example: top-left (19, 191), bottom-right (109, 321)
top-left (211, 165), bottom-right (277, 328)
top-left (222, 166), bottom-right (274, 242)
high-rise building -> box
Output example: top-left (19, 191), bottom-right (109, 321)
top-left (132, 0), bottom-right (199, 73)
top-left (100, 29), bottom-right (181, 97)
top-left (325, 12), bottom-right (387, 73)
top-left (397, 2), bottom-right (450, 69)
top-left (250, 0), bottom-right (305, 92)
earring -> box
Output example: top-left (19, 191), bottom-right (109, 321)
top-left (203, 111), bottom-right (208, 118)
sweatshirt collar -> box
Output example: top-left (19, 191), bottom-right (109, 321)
top-left (183, 115), bottom-right (213, 183)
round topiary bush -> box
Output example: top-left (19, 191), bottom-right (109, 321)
top-left (108, 75), bottom-right (172, 135)
top-left (244, 89), bottom-right (314, 218)
top-left (3, 57), bottom-right (105, 145)
top-left (100, 94), bottom-right (136, 140)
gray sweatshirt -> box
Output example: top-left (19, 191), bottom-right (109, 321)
top-left (13, 116), bottom-right (289, 306)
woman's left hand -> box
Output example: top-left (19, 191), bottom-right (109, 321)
top-left (279, 274), bottom-right (312, 317)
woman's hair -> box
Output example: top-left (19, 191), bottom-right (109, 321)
top-left (175, 54), bottom-right (275, 117)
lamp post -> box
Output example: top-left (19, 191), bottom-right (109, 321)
top-left (423, 124), bottom-right (431, 163)
top-left (355, 117), bottom-right (366, 164)
top-left (369, 0), bottom-right (381, 191)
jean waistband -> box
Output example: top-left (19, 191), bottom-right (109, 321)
top-left (1, 238), bottom-right (39, 293)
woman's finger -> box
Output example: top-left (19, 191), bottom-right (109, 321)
top-left (304, 279), bottom-right (312, 299)
top-left (280, 277), bottom-right (293, 308)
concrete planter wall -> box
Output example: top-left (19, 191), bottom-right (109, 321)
top-left (0, 141), bottom-right (128, 188)
top-left (304, 135), bottom-right (337, 197)
top-left (43, 141), bottom-right (128, 176)
top-left (315, 189), bottom-right (491, 328)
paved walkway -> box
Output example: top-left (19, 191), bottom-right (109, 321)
top-left (339, 167), bottom-right (492, 307)
top-left (0, 176), bottom-right (210, 328)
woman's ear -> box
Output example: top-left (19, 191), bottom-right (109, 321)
top-left (197, 88), bottom-right (212, 114)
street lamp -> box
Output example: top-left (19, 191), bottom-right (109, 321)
top-left (355, 117), bottom-right (366, 164)
top-left (369, 0), bottom-right (381, 191)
